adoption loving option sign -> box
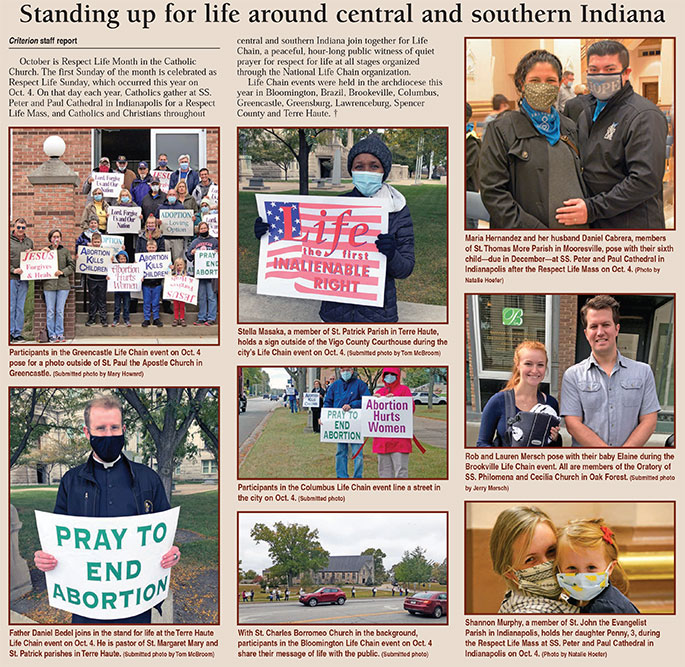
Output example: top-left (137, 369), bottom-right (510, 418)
top-left (108, 206), bottom-right (142, 234)
top-left (159, 209), bottom-right (194, 236)
top-left (256, 194), bottom-right (388, 307)
top-left (320, 396), bottom-right (413, 443)
top-left (35, 507), bottom-right (180, 620)
top-left (20, 249), bottom-right (58, 281)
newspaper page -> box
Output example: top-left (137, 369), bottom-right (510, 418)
top-left (2, 1), bottom-right (682, 667)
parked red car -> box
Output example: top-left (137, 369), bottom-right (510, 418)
top-left (299, 587), bottom-right (346, 607)
top-left (404, 591), bottom-right (447, 618)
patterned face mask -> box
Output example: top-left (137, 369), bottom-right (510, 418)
top-left (523, 82), bottom-right (560, 111)
top-left (556, 564), bottom-right (613, 601)
top-left (512, 560), bottom-right (562, 598)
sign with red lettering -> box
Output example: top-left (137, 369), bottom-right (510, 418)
top-left (256, 194), bottom-right (388, 307)
top-left (20, 249), bottom-right (58, 281)
top-left (163, 274), bottom-right (198, 305)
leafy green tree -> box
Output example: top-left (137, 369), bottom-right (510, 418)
top-left (251, 522), bottom-right (329, 587)
top-left (431, 558), bottom-right (447, 585)
top-left (404, 368), bottom-right (431, 389)
top-left (393, 547), bottom-right (433, 585)
top-left (384, 128), bottom-right (448, 175)
top-left (361, 547), bottom-right (387, 584)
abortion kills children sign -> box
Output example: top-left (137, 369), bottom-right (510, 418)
top-left (303, 393), bottom-right (321, 408)
top-left (108, 263), bottom-right (144, 292)
top-left (135, 252), bottom-right (172, 279)
top-left (194, 250), bottom-right (218, 279)
top-left (361, 396), bottom-right (413, 438)
top-left (256, 194), bottom-right (388, 307)
top-left (108, 206), bottom-right (142, 234)
top-left (77, 247), bottom-right (111, 276)
top-left (163, 274), bottom-right (199, 305)
top-left (20, 249), bottom-right (58, 281)
top-left (92, 172), bottom-right (124, 199)
top-left (35, 507), bottom-right (180, 620)
top-left (320, 408), bottom-right (364, 443)
top-left (159, 209), bottom-right (194, 236)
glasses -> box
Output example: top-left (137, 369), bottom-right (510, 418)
top-left (16, 226), bottom-right (26, 230)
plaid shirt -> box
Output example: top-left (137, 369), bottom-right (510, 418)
top-left (499, 589), bottom-right (580, 614)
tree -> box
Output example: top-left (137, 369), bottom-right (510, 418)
top-left (284, 367), bottom-right (307, 407)
top-left (393, 547), bottom-right (433, 585)
top-left (251, 522), bottom-right (329, 587)
top-left (383, 128), bottom-right (448, 175)
top-left (431, 558), bottom-right (447, 585)
top-left (403, 368), bottom-right (431, 390)
top-left (193, 388), bottom-right (219, 460)
top-left (355, 367), bottom-right (384, 394)
top-left (361, 547), bottom-right (387, 584)
top-left (262, 129), bottom-right (328, 194)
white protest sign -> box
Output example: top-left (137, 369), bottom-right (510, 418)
top-left (20, 249), bottom-right (58, 281)
top-left (152, 170), bottom-right (171, 193)
top-left (135, 251), bottom-right (171, 279)
top-left (204, 213), bottom-right (219, 238)
top-left (100, 235), bottom-right (125, 254)
top-left (35, 507), bottom-right (179, 620)
top-left (108, 263), bottom-right (144, 292)
top-left (207, 182), bottom-right (219, 203)
top-left (320, 408), bottom-right (364, 443)
top-left (77, 246), bottom-right (111, 276)
top-left (108, 206), bottom-right (142, 234)
top-left (303, 393), bottom-right (321, 408)
top-left (92, 172), bottom-right (124, 199)
top-left (361, 396), bottom-right (413, 438)
top-left (163, 274), bottom-right (198, 305)
top-left (159, 209), bottom-right (194, 236)
top-left (285, 386), bottom-right (296, 396)
top-left (194, 249), bottom-right (218, 279)
top-left (256, 194), bottom-right (388, 307)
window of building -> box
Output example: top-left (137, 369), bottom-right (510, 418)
top-left (202, 459), bottom-right (218, 474)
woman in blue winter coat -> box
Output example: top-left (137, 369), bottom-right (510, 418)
top-left (255, 134), bottom-right (415, 323)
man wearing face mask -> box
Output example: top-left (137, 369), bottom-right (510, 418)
top-left (155, 153), bottom-right (172, 172)
top-left (33, 396), bottom-right (180, 623)
top-left (115, 155), bottom-right (137, 193)
top-left (131, 161), bottom-right (152, 206)
top-left (322, 367), bottom-right (370, 478)
top-left (555, 40), bottom-right (668, 229)
top-left (141, 177), bottom-right (165, 222)
top-left (555, 71), bottom-right (576, 113)
top-left (169, 154), bottom-right (200, 196)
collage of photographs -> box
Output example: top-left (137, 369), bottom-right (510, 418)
top-left (3, 11), bottom-right (682, 667)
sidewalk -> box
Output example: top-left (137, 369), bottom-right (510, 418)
top-left (239, 283), bottom-right (446, 323)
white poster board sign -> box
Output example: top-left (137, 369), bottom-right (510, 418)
top-left (108, 206), bottom-right (142, 234)
top-left (20, 249), bottom-right (58, 281)
top-left (163, 274), bottom-right (199, 305)
top-left (207, 182), bottom-right (219, 203)
top-left (361, 396), bottom-right (414, 438)
top-left (204, 213), bottom-right (219, 238)
top-left (76, 246), bottom-right (111, 276)
top-left (320, 408), bottom-right (364, 443)
top-left (152, 170), bottom-right (172, 193)
top-left (92, 172), bottom-right (124, 199)
top-left (135, 252), bottom-right (171, 279)
top-left (303, 393), bottom-right (321, 408)
top-left (35, 507), bottom-right (179, 620)
top-left (107, 263), bottom-right (144, 292)
top-left (100, 235), bottom-right (125, 254)
top-left (159, 209), bottom-right (194, 236)
top-left (256, 194), bottom-right (388, 306)
top-left (194, 250), bottom-right (218, 279)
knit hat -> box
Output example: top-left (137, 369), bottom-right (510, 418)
top-left (201, 197), bottom-right (213, 207)
top-left (347, 133), bottom-right (392, 181)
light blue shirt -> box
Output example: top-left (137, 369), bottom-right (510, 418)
top-left (560, 351), bottom-right (660, 447)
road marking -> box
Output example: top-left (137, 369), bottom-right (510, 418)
top-left (286, 610), bottom-right (407, 623)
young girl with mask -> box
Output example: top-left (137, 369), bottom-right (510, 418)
top-left (479, 49), bottom-right (587, 229)
top-left (556, 519), bottom-right (639, 613)
top-left (372, 367), bottom-right (415, 478)
top-left (490, 505), bottom-right (578, 613)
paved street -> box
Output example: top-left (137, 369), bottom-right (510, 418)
top-left (238, 597), bottom-right (446, 624)
top-left (239, 397), bottom-right (279, 447)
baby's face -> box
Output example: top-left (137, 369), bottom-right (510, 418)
top-left (557, 544), bottom-right (611, 574)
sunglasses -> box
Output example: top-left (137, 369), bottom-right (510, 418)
top-left (16, 226), bottom-right (27, 230)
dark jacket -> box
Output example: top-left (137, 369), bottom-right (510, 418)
top-left (169, 169), bottom-right (200, 196)
top-left (141, 191), bottom-right (165, 222)
top-left (131, 174), bottom-right (152, 206)
top-left (480, 109), bottom-right (585, 229)
top-left (562, 94), bottom-right (592, 124)
top-left (577, 83), bottom-right (667, 229)
top-left (136, 229), bottom-right (166, 254)
top-left (578, 583), bottom-right (640, 614)
top-left (42, 245), bottom-right (75, 291)
top-left (10, 232), bottom-right (34, 280)
top-left (323, 376), bottom-right (370, 409)
top-left (186, 234), bottom-right (219, 276)
top-left (466, 133), bottom-right (481, 192)
top-left (54, 454), bottom-right (170, 517)
top-left (319, 187), bottom-right (415, 323)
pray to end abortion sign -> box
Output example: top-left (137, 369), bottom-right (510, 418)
top-left (35, 507), bottom-right (179, 620)
top-left (319, 396), bottom-right (413, 443)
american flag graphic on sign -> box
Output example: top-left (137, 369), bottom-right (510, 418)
top-left (256, 194), bottom-right (388, 306)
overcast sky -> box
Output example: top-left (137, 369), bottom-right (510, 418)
top-left (239, 513), bottom-right (447, 572)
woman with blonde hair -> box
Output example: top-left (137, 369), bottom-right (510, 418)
top-left (556, 519), bottom-right (639, 613)
top-left (477, 340), bottom-right (561, 446)
top-left (490, 505), bottom-right (578, 613)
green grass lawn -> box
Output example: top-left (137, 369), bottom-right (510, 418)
top-left (414, 404), bottom-right (447, 421)
top-left (238, 184), bottom-right (447, 305)
top-left (240, 407), bottom-right (446, 478)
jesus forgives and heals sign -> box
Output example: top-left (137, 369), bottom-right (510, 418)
top-left (256, 194), bottom-right (388, 307)
top-left (35, 507), bottom-right (179, 620)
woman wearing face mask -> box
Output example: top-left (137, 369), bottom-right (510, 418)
top-left (479, 50), bottom-right (587, 229)
top-left (115, 188), bottom-right (144, 262)
top-left (476, 340), bottom-right (561, 447)
top-left (42, 229), bottom-right (75, 343)
top-left (176, 179), bottom-right (199, 223)
top-left (490, 505), bottom-right (578, 613)
top-left (372, 367), bottom-right (415, 478)
top-left (80, 187), bottom-right (110, 231)
top-left (254, 134), bottom-right (415, 323)
top-left (186, 221), bottom-right (219, 325)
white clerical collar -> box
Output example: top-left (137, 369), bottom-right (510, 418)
top-left (93, 454), bottom-right (121, 469)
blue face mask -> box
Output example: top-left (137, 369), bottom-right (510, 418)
top-left (352, 171), bottom-right (383, 197)
top-left (121, 196), bottom-right (130, 204)
top-left (94, 194), bottom-right (103, 201)
top-left (201, 206), bottom-right (209, 213)
top-left (383, 374), bottom-right (397, 384)
top-left (167, 196), bottom-right (177, 204)
top-left (557, 564), bottom-right (614, 601)
top-left (180, 162), bottom-right (189, 171)
top-left (158, 160), bottom-right (167, 167)
top-left (340, 371), bottom-right (352, 381)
